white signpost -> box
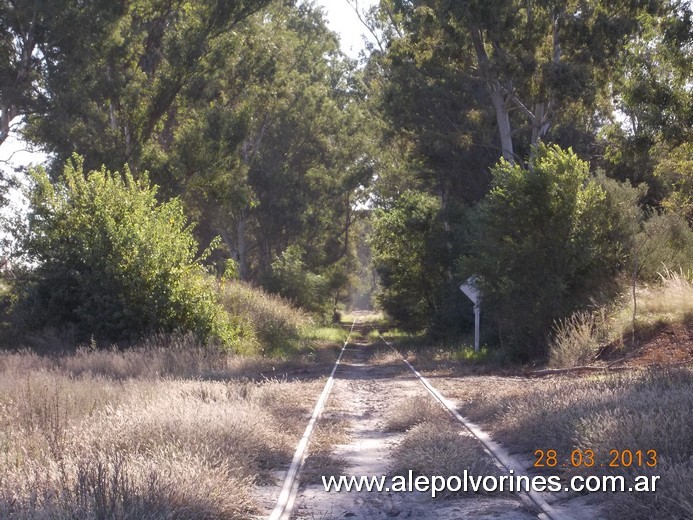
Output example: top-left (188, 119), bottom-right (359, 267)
top-left (459, 277), bottom-right (481, 352)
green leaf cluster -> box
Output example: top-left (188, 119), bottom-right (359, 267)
top-left (19, 155), bottom-right (237, 347)
top-left (464, 145), bottom-right (624, 359)
top-left (266, 245), bottom-right (332, 316)
top-left (371, 191), bottom-right (465, 332)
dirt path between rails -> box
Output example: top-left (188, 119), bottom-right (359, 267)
top-left (289, 339), bottom-right (538, 520)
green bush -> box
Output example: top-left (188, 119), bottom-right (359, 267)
top-left (266, 245), bottom-right (332, 316)
top-left (637, 211), bottom-right (693, 281)
top-left (370, 191), bottom-right (468, 334)
top-left (464, 145), bottom-right (624, 360)
top-left (16, 155), bottom-right (237, 347)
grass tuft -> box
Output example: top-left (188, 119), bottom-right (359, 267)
top-left (0, 344), bottom-right (324, 518)
top-left (390, 421), bottom-right (499, 492)
top-left (384, 396), bottom-right (449, 432)
top-left (548, 310), bottom-right (606, 367)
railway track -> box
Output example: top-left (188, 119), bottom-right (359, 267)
top-left (267, 318), bottom-right (581, 520)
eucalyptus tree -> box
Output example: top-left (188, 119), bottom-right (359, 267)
top-left (13, 0), bottom-right (271, 175)
top-left (368, 0), bottom-right (672, 219)
top-left (603, 0), bottom-right (693, 209)
top-left (1, 0), bottom-right (118, 146)
top-left (366, 0), bottom-right (687, 340)
top-left (172, 2), bottom-right (376, 309)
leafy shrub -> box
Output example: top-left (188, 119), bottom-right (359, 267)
top-left (370, 191), bottom-right (468, 333)
top-left (637, 211), bottom-right (693, 281)
top-left (15, 155), bottom-right (237, 347)
top-left (464, 145), bottom-right (624, 360)
top-left (266, 245), bottom-right (332, 316)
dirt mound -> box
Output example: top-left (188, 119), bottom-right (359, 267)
top-left (599, 322), bottom-right (693, 368)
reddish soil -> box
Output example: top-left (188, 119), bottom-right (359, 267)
top-left (599, 322), bottom-right (693, 367)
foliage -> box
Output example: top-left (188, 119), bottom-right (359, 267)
top-left (375, 0), bottom-right (663, 191)
top-left (218, 278), bottom-right (310, 356)
top-left (655, 142), bottom-right (693, 223)
top-left (265, 245), bottom-right (332, 317)
top-left (171, 2), bottom-right (376, 292)
top-left (0, 348), bottom-right (319, 519)
top-left (13, 0), bottom-right (270, 175)
top-left (370, 191), bottom-right (467, 333)
top-left (602, 1), bottom-right (693, 207)
top-left (16, 155), bottom-right (236, 347)
top-left (464, 144), bottom-right (623, 359)
top-left (636, 212), bottom-right (693, 282)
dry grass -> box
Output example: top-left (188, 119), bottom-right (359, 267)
top-left (437, 368), bottom-right (693, 519)
top-left (299, 417), bottom-right (350, 485)
top-left (383, 395), bottom-right (449, 432)
top-left (0, 341), bottom-right (326, 519)
top-left (549, 270), bottom-right (693, 367)
top-left (632, 269), bottom-right (693, 325)
top-left (548, 310), bottom-right (607, 368)
top-left (390, 421), bottom-right (499, 493)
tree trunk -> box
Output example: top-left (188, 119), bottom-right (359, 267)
top-left (471, 27), bottom-right (515, 163)
top-left (489, 85), bottom-right (514, 162)
top-left (0, 106), bottom-right (18, 147)
top-left (218, 208), bottom-right (250, 282)
top-left (531, 102), bottom-right (544, 145)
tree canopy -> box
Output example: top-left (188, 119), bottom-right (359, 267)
top-left (1, 0), bottom-right (691, 358)
top-left (19, 155), bottom-right (237, 346)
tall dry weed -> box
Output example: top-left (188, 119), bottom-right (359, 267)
top-left (636, 268), bottom-right (693, 320)
top-left (0, 345), bottom-right (323, 519)
top-left (548, 310), bottom-right (608, 368)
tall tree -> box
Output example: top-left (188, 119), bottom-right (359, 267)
top-left (13, 0), bottom-right (270, 174)
top-left (396, 0), bottom-right (663, 161)
top-left (602, 0), bottom-right (693, 208)
top-left (171, 2), bottom-right (376, 295)
top-left (370, 0), bottom-right (667, 214)
top-left (1, 0), bottom-right (119, 145)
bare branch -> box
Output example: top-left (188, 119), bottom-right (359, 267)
top-left (0, 147), bottom-right (33, 166)
top-left (344, 0), bottom-right (385, 53)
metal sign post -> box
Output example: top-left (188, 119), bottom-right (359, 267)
top-left (459, 277), bottom-right (481, 352)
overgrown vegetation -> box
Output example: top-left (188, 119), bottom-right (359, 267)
top-left (383, 395), bottom-right (448, 432)
top-left (390, 422), bottom-right (499, 488)
top-left (437, 368), bottom-right (693, 520)
top-left (0, 337), bottom-right (327, 519)
top-left (549, 270), bottom-right (693, 367)
top-left (12, 156), bottom-right (237, 348)
top-left (462, 145), bottom-right (626, 359)
top-left (370, 191), bottom-right (468, 335)
top-left (0, 2), bottom-right (688, 518)
top-left (218, 279), bottom-right (310, 356)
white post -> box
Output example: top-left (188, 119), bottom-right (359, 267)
top-left (460, 277), bottom-right (481, 353)
top-left (474, 304), bottom-right (480, 353)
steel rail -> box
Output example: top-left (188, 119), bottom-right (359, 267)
top-left (377, 331), bottom-right (570, 520)
top-left (268, 318), bottom-right (357, 520)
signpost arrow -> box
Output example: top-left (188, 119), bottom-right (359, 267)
top-left (459, 277), bottom-right (481, 352)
